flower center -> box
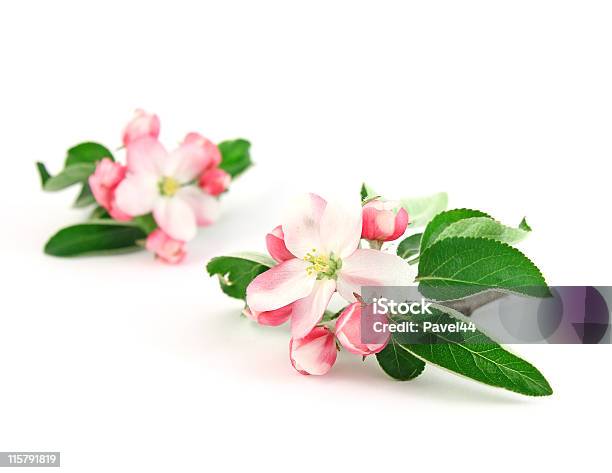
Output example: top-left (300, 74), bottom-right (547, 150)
top-left (304, 249), bottom-right (342, 280)
top-left (159, 176), bottom-right (180, 197)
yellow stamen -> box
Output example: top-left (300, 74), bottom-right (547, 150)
top-left (160, 176), bottom-right (180, 197)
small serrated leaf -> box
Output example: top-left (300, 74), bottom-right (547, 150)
top-left (417, 237), bottom-right (550, 300)
top-left (420, 208), bottom-right (490, 251)
top-left (207, 253), bottom-right (275, 300)
top-left (376, 338), bottom-right (426, 381)
top-left (396, 233), bottom-right (423, 260)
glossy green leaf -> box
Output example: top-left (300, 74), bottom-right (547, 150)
top-left (65, 142), bottom-right (113, 167)
top-left (36, 162), bottom-right (51, 186)
top-left (417, 237), bottom-right (550, 300)
top-left (396, 233), bottom-right (422, 260)
top-left (218, 139), bottom-right (252, 178)
top-left (44, 221), bottom-right (146, 257)
top-left (207, 252), bottom-right (276, 300)
top-left (436, 217), bottom-right (530, 246)
top-left (42, 163), bottom-right (96, 191)
top-left (420, 209), bottom-right (490, 251)
top-left (395, 305), bottom-right (553, 396)
top-left (376, 338), bottom-right (426, 381)
top-left (73, 183), bottom-right (96, 208)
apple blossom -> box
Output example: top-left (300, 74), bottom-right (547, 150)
top-left (242, 304), bottom-right (293, 326)
top-left (122, 109), bottom-right (160, 146)
top-left (114, 136), bottom-right (220, 241)
top-left (199, 168), bottom-right (231, 196)
top-left (183, 132), bottom-right (222, 168)
top-left (88, 158), bottom-right (132, 221)
top-left (145, 229), bottom-right (186, 264)
top-left (335, 302), bottom-right (390, 356)
top-left (289, 326), bottom-right (337, 375)
top-left (361, 199), bottom-right (409, 242)
top-left (265, 225), bottom-right (294, 263)
top-left (246, 193), bottom-right (416, 338)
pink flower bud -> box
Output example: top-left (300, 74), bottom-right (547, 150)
top-left (88, 158), bottom-right (132, 221)
top-left (361, 199), bottom-right (409, 242)
top-left (199, 168), bottom-right (231, 196)
top-left (145, 229), bottom-right (186, 264)
top-left (122, 109), bottom-right (160, 146)
top-left (183, 132), bottom-right (222, 169)
top-left (335, 302), bottom-right (390, 356)
top-left (289, 326), bottom-right (337, 376)
top-left (242, 304), bottom-right (292, 326)
top-left (265, 225), bottom-right (294, 262)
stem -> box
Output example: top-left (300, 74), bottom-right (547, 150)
top-left (440, 290), bottom-right (508, 316)
top-left (369, 240), bottom-right (383, 250)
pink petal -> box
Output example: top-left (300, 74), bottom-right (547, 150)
top-left (243, 304), bottom-right (293, 326)
top-left (145, 229), bottom-right (186, 264)
top-left (153, 196), bottom-right (197, 241)
top-left (122, 109), bottom-right (161, 146)
top-left (335, 302), bottom-right (389, 355)
top-left (319, 198), bottom-right (362, 258)
top-left (336, 249), bottom-right (416, 302)
top-left (282, 193), bottom-right (327, 258)
top-left (183, 132), bottom-right (222, 168)
top-left (125, 137), bottom-right (166, 176)
top-left (176, 186), bottom-right (220, 226)
top-left (266, 225), bottom-right (294, 262)
top-left (246, 258), bottom-right (315, 312)
top-left (163, 140), bottom-right (215, 183)
top-left (290, 279), bottom-right (336, 338)
top-left (290, 326), bottom-right (337, 376)
top-left (362, 200), bottom-right (409, 241)
top-left (114, 175), bottom-right (158, 216)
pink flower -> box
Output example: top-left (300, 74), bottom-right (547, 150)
top-left (183, 132), bottom-right (221, 168)
top-left (289, 326), bottom-right (337, 375)
top-left (335, 302), bottom-right (390, 356)
top-left (122, 109), bottom-right (160, 146)
top-left (265, 225), bottom-right (294, 263)
top-left (199, 168), bottom-right (231, 196)
top-left (243, 304), bottom-right (293, 326)
top-left (88, 158), bottom-right (132, 221)
top-left (145, 229), bottom-right (186, 264)
top-left (114, 136), bottom-right (220, 241)
top-left (361, 199), bottom-right (409, 242)
top-left (246, 193), bottom-right (415, 338)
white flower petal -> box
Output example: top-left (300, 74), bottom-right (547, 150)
top-left (336, 249), bottom-right (416, 302)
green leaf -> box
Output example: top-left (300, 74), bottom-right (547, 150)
top-left (133, 214), bottom-right (158, 234)
top-left (417, 237), bottom-right (550, 300)
top-left (400, 192), bottom-right (448, 228)
top-left (218, 139), bottom-right (252, 178)
top-left (73, 183), bottom-right (96, 208)
top-left (43, 163), bottom-right (96, 191)
top-left (436, 217), bottom-right (530, 246)
top-left (44, 221), bottom-right (146, 257)
top-left (36, 162), bottom-right (52, 186)
top-left (207, 252), bottom-right (275, 300)
top-left (65, 142), bottom-right (113, 167)
top-left (397, 233), bottom-right (423, 260)
top-left (395, 305), bottom-right (553, 396)
top-left (519, 217), bottom-right (532, 232)
top-left (420, 209), bottom-right (490, 251)
top-left (376, 338), bottom-right (426, 381)
top-left (89, 206), bottom-right (110, 219)
top-left (360, 182), bottom-right (378, 202)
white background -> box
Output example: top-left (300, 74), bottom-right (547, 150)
top-left (1, 1), bottom-right (611, 471)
